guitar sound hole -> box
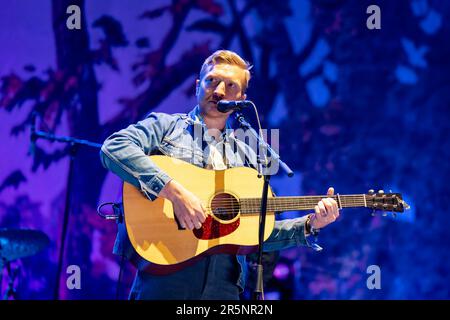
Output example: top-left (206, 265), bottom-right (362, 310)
top-left (211, 193), bottom-right (240, 221)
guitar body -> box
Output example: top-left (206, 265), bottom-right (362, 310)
top-left (123, 155), bottom-right (275, 275)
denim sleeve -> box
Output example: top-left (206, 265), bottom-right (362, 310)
top-left (99, 112), bottom-right (175, 201)
top-left (262, 216), bottom-right (323, 252)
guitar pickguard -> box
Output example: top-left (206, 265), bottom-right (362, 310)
top-left (193, 216), bottom-right (240, 240)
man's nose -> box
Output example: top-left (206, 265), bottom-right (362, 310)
top-left (214, 81), bottom-right (226, 97)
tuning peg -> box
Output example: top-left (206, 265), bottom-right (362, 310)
top-left (371, 209), bottom-right (376, 217)
top-left (368, 189), bottom-right (375, 195)
top-left (378, 189), bottom-right (384, 194)
top-left (389, 189), bottom-right (392, 193)
top-left (392, 212), bottom-right (397, 218)
top-left (401, 200), bottom-right (411, 210)
top-left (382, 212), bottom-right (387, 217)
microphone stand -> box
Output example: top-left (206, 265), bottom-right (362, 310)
top-left (30, 116), bottom-right (102, 300)
top-left (3, 261), bottom-right (18, 300)
top-left (0, 256), bottom-right (4, 298)
top-left (234, 110), bottom-right (293, 300)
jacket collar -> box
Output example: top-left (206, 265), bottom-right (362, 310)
top-left (188, 105), bottom-right (233, 130)
top-left (188, 105), bottom-right (239, 142)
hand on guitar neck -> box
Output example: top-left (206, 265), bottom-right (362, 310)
top-left (307, 187), bottom-right (340, 230)
top-left (159, 179), bottom-right (207, 230)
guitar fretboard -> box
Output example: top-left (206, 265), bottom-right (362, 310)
top-left (239, 194), bottom-right (367, 214)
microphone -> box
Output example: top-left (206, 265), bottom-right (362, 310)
top-left (217, 100), bottom-right (253, 113)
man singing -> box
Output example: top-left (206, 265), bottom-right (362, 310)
top-left (100, 50), bottom-right (340, 300)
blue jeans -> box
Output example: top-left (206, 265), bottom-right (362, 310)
top-left (129, 254), bottom-right (241, 300)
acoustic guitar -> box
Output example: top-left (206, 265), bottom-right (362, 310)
top-left (122, 155), bottom-right (408, 274)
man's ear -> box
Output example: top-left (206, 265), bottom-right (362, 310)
top-left (195, 79), bottom-right (200, 96)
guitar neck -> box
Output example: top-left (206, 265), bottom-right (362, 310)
top-left (240, 194), bottom-right (367, 213)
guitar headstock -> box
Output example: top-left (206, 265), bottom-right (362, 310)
top-left (366, 189), bottom-right (410, 216)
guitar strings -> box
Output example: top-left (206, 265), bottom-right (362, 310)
top-left (205, 198), bottom-right (367, 206)
top-left (199, 200), bottom-right (387, 217)
top-left (169, 195), bottom-right (374, 217)
top-left (206, 197), bottom-right (367, 207)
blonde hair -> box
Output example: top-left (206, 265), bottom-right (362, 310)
top-left (199, 50), bottom-right (252, 92)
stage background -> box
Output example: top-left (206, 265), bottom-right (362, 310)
top-left (0, 0), bottom-right (449, 299)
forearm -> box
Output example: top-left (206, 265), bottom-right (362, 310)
top-left (100, 145), bottom-right (171, 200)
top-left (262, 216), bottom-right (308, 252)
top-left (100, 114), bottom-right (173, 200)
top-left (262, 215), bottom-right (322, 252)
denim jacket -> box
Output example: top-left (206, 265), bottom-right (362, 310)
top-left (100, 106), bottom-right (322, 292)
